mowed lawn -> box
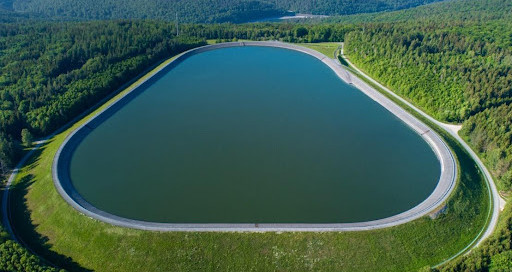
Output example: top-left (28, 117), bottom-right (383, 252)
top-left (300, 42), bottom-right (340, 58)
top-left (8, 45), bottom-right (489, 272)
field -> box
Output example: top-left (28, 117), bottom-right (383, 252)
top-left (300, 42), bottom-right (340, 58)
top-left (8, 44), bottom-right (489, 271)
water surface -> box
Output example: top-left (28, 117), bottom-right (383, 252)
top-left (69, 46), bottom-right (439, 223)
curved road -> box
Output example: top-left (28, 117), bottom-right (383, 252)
top-left (4, 42), bottom-right (456, 234)
top-left (51, 41), bottom-right (456, 232)
top-left (338, 43), bottom-right (504, 256)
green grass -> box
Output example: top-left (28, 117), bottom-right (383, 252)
top-left (299, 42), bottom-right (340, 58)
top-left (7, 45), bottom-right (490, 272)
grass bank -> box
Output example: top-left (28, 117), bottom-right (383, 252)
top-left (300, 42), bottom-right (340, 58)
top-left (8, 43), bottom-right (489, 271)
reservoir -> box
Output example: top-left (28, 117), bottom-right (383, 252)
top-left (67, 46), bottom-right (440, 223)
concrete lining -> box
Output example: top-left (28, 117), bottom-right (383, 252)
top-left (52, 41), bottom-right (457, 232)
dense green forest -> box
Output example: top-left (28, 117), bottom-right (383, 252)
top-left (3, 0), bottom-right (443, 23)
top-left (10, 0), bottom-right (289, 23)
top-left (325, 0), bottom-right (512, 23)
top-left (345, 20), bottom-right (512, 122)
top-left (183, 23), bottom-right (354, 43)
top-left (273, 0), bottom-right (442, 16)
top-left (461, 105), bottom-right (512, 194)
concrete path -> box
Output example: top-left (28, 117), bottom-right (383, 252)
top-left (338, 42), bottom-right (504, 254)
top-left (48, 41), bottom-right (457, 232)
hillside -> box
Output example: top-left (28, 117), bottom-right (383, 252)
top-left (274, 0), bottom-right (443, 15)
top-left (5, 0), bottom-right (443, 23)
top-left (325, 0), bottom-right (512, 23)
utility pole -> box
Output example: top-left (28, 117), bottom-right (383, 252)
top-left (175, 12), bottom-right (179, 36)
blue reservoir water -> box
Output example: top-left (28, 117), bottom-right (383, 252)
top-left (69, 46), bottom-right (439, 223)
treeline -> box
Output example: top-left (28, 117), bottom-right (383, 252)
top-left (345, 20), bottom-right (512, 122)
top-left (460, 104), bottom-right (512, 193)
top-left (325, 0), bottom-right (512, 24)
top-left (5, 0), bottom-right (442, 23)
top-left (273, 0), bottom-right (442, 16)
top-left (182, 23), bottom-right (354, 43)
top-left (9, 0), bottom-right (290, 23)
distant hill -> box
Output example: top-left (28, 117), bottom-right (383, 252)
top-left (4, 0), bottom-right (444, 23)
top-left (273, 0), bottom-right (443, 16)
top-left (325, 0), bottom-right (512, 22)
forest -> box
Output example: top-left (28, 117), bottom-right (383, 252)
top-left (461, 105), bottom-right (512, 196)
top-left (324, 0), bottom-right (512, 23)
top-left (3, 0), bottom-right (442, 23)
top-left (273, 0), bottom-right (442, 16)
top-left (344, 20), bottom-right (512, 122)
top-left (182, 23), bottom-right (354, 43)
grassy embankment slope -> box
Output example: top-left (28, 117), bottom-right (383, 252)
top-left (300, 42), bottom-right (339, 58)
top-left (8, 44), bottom-right (489, 271)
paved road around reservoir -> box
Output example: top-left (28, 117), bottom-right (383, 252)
top-left (47, 41), bottom-right (457, 232)
top-left (3, 41), bottom-right (458, 237)
top-left (2, 41), bottom-right (457, 233)
top-left (338, 42), bottom-right (505, 262)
